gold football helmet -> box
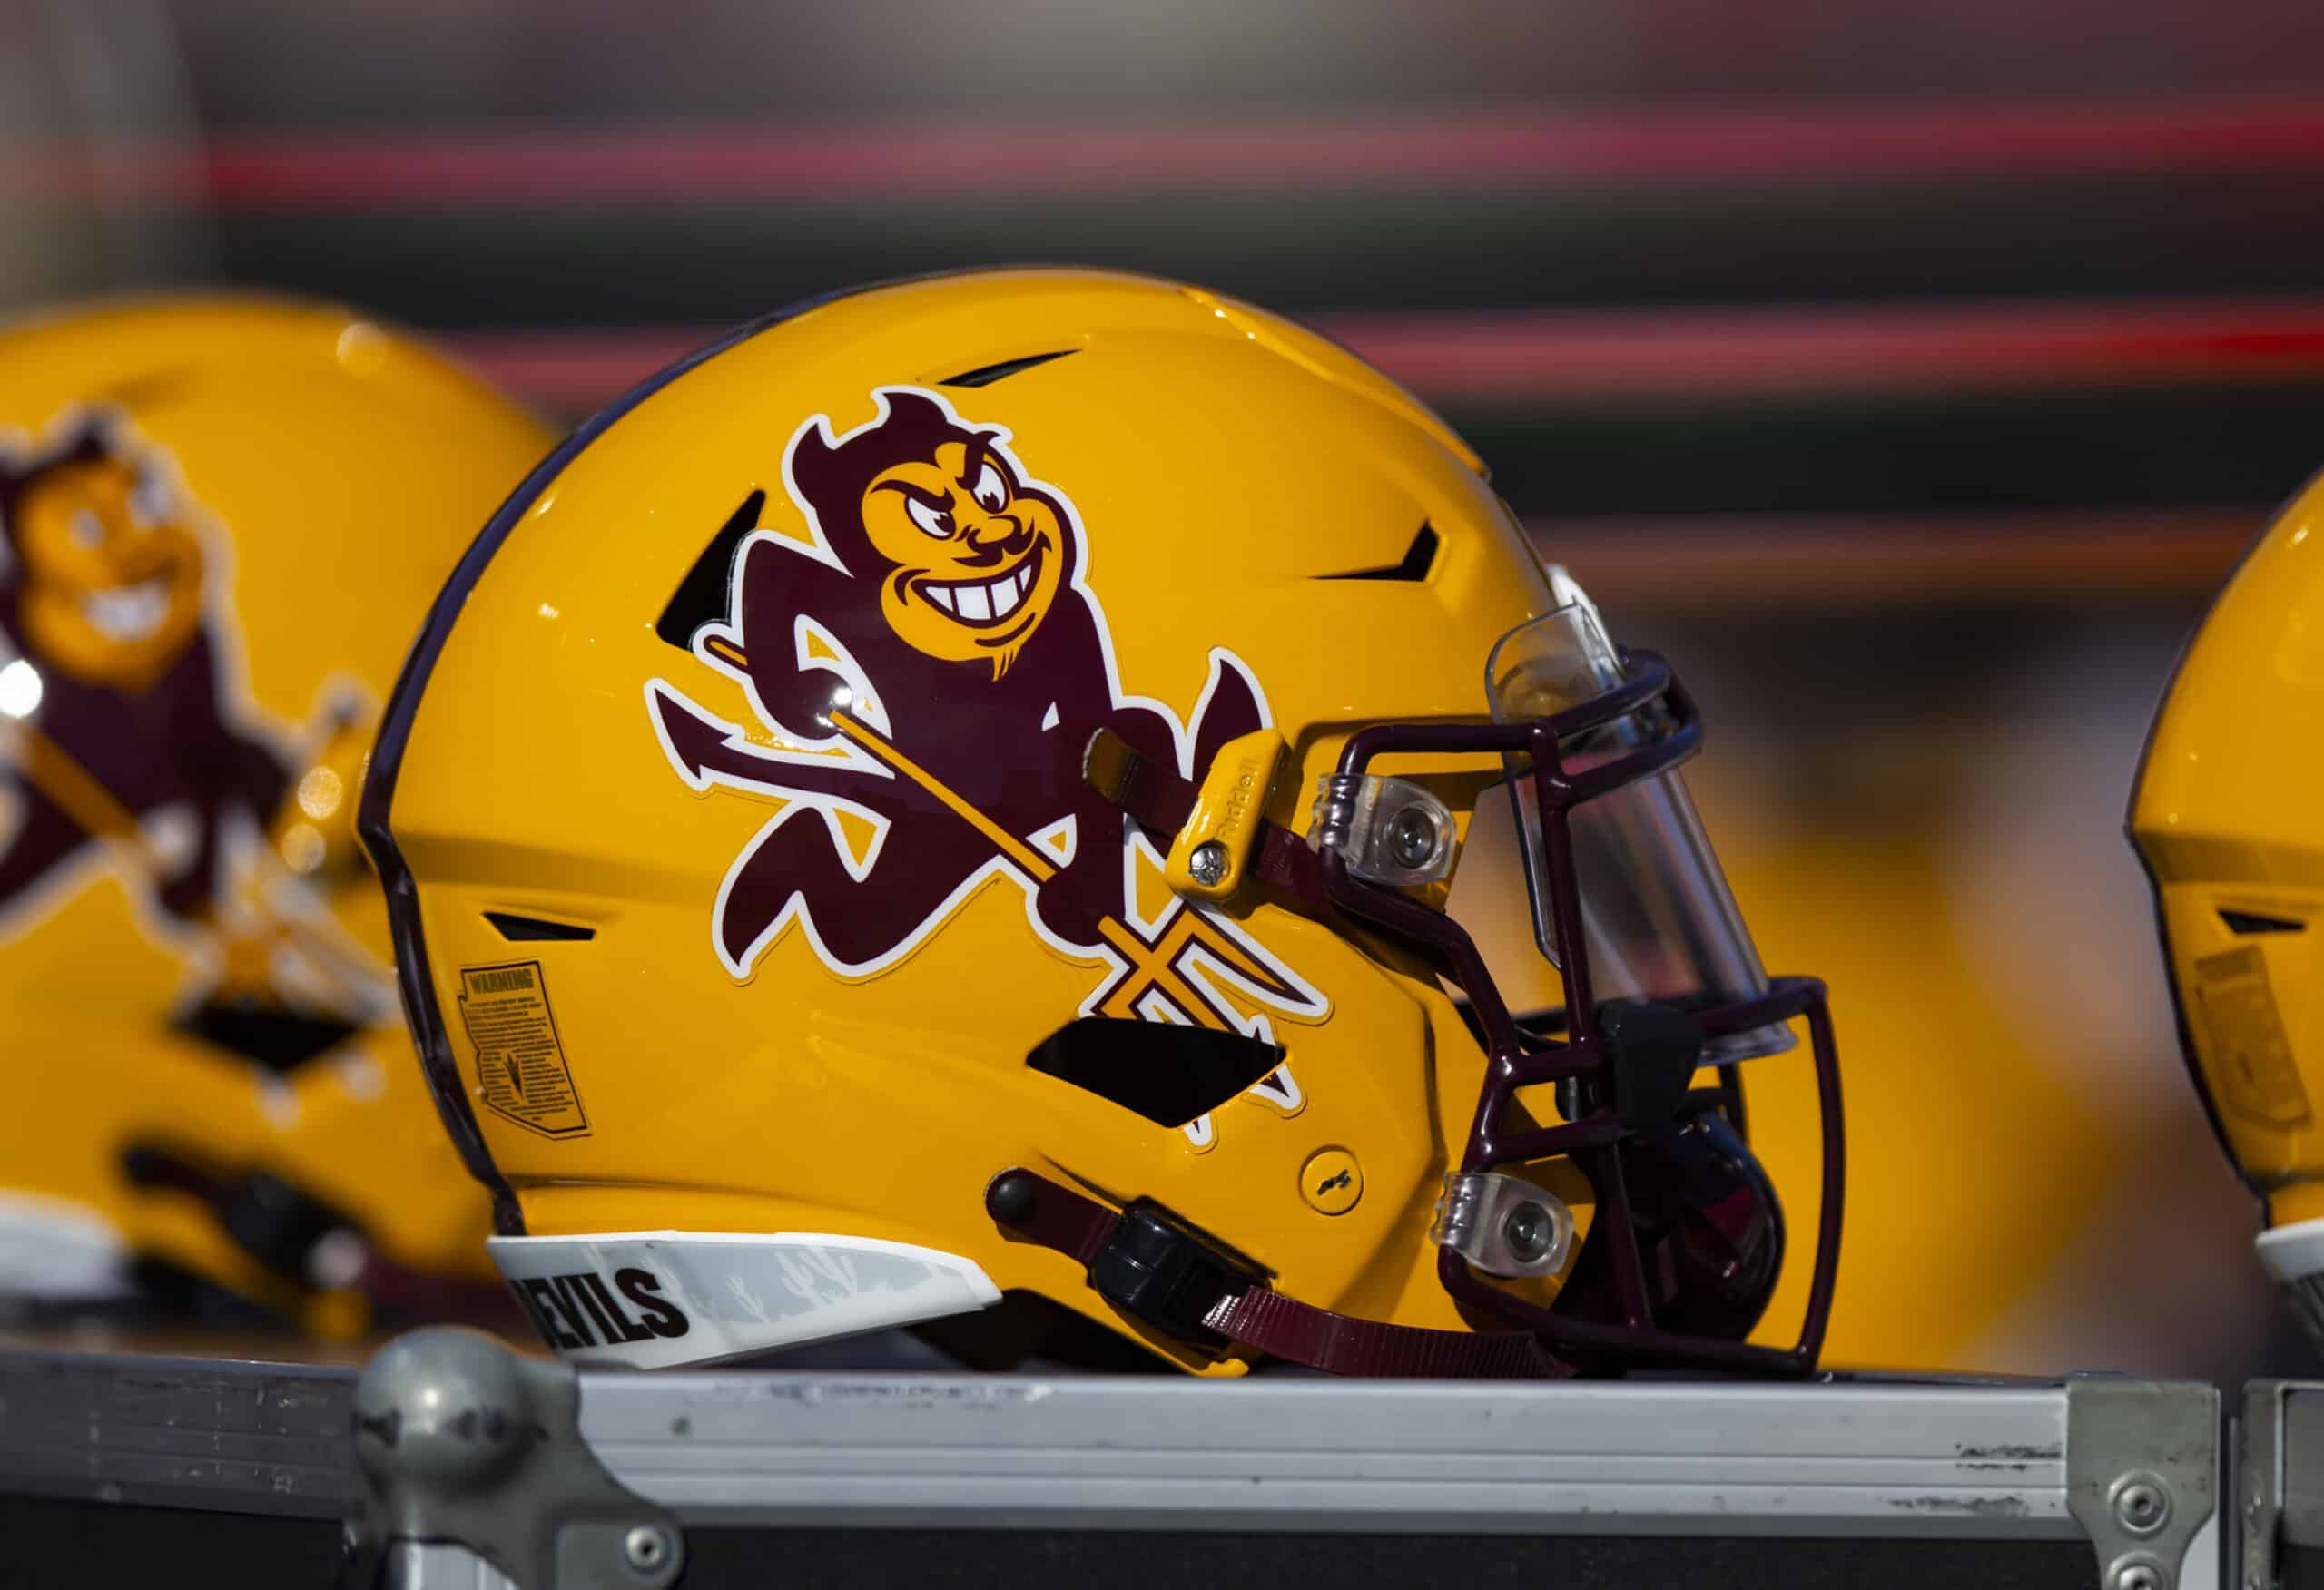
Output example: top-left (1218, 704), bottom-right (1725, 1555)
top-left (2133, 465), bottom-right (2324, 1345)
top-left (0, 297), bottom-right (554, 1336)
top-left (364, 269), bottom-right (1842, 1376)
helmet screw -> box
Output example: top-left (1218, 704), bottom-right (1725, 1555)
top-left (1502, 1201), bottom-right (1556, 1264)
top-left (625, 1524), bottom-right (672, 1575)
top-left (1187, 840), bottom-right (1228, 887)
top-left (2106, 1559), bottom-right (2163, 1590)
top-left (1386, 806), bottom-right (1440, 869)
top-left (2113, 1476), bottom-right (2169, 1536)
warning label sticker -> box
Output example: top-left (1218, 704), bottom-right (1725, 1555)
top-left (2192, 946), bottom-right (2312, 1128)
top-left (458, 960), bottom-right (590, 1138)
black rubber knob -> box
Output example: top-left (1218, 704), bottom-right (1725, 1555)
top-left (986, 1169), bottom-right (1038, 1225)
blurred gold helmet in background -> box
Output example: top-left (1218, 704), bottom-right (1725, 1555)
top-left (2133, 466), bottom-right (2324, 1347)
top-left (0, 297), bottom-right (553, 1336)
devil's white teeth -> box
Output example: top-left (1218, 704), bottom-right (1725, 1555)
top-left (928, 559), bottom-right (1037, 623)
top-left (82, 578), bottom-right (171, 643)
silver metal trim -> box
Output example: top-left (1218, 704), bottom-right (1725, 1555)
top-left (0, 1339), bottom-right (2231, 1556)
top-left (347, 1327), bottom-right (684, 1590)
top-left (2238, 1382), bottom-right (2283, 1590)
top-left (385, 1541), bottom-right (518, 1590)
top-left (576, 1373), bottom-right (2081, 1536)
top-left (2065, 1376), bottom-right (2221, 1590)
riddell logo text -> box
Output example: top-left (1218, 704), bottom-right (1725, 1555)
top-left (1216, 757), bottom-right (1260, 841)
top-left (512, 1266), bottom-right (691, 1350)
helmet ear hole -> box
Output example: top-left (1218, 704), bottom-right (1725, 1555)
top-left (1028, 1017), bottom-right (1285, 1129)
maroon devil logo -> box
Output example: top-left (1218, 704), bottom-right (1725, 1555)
top-left (646, 388), bottom-right (1326, 1122)
top-left (0, 412), bottom-right (389, 1060)
top-left (0, 415), bottom-right (288, 930)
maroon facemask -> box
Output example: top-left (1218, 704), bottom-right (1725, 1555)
top-left (1036, 600), bottom-right (1844, 1379)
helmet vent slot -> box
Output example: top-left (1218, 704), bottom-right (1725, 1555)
top-left (1315, 522), bottom-right (1437, 583)
top-left (1028, 1017), bottom-right (1285, 1128)
top-left (938, 349), bottom-right (1077, 388)
top-left (485, 911), bottom-right (596, 943)
top-left (655, 488), bottom-right (765, 653)
top-left (2221, 908), bottom-right (2305, 935)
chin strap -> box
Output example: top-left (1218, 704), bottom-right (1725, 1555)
top-left (1082, 727), bottom-right (1199, 839)
top-left (985, 1167), bottom-right (1570, 1380)
top-left (1200, 1288), bottom-right (1572, 1379)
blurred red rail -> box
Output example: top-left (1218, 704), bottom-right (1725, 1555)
top-left (14, 95), bottom-right (2324, 207)
top-left (444, 299), bottom-right (2324, 413)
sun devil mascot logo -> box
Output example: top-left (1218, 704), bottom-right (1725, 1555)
top-left (646, 388), bottom-right (1327, 1143)
top-left (0, 410), bottom-right (388, 1052)
top-left (0, 413), bottom-right (290, 927)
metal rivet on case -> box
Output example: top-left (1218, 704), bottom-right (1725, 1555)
top-left (2112, 1475), bottom-right (2169, 1536)
top-left (625, 1524), bottom-right (672, 1575)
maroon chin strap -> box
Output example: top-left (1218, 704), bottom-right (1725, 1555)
top-left (986, 1168), bottom-right (1570, 1380)
top-left (1200, 1288), bottom-right (1572, 1379)
top-left (1083, 727), bottom-right (1334, 908)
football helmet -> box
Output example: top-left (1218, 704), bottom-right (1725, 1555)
top-left (363, 269), bottom-right (1842, 1376)
top-left (0, 297), bottom-right (554, 1336)
top-left (2132, 465), bottom-right (2324, 1347)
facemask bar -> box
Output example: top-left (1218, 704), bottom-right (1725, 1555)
top-left (1315, 650), bottom-right (1844, 1375)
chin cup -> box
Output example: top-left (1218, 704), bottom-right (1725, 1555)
top-left (1555, 1105), bottom-right (1787, 1340)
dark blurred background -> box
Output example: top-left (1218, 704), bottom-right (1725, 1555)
top-left (7, 0), bottom-right (2320, 1381)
